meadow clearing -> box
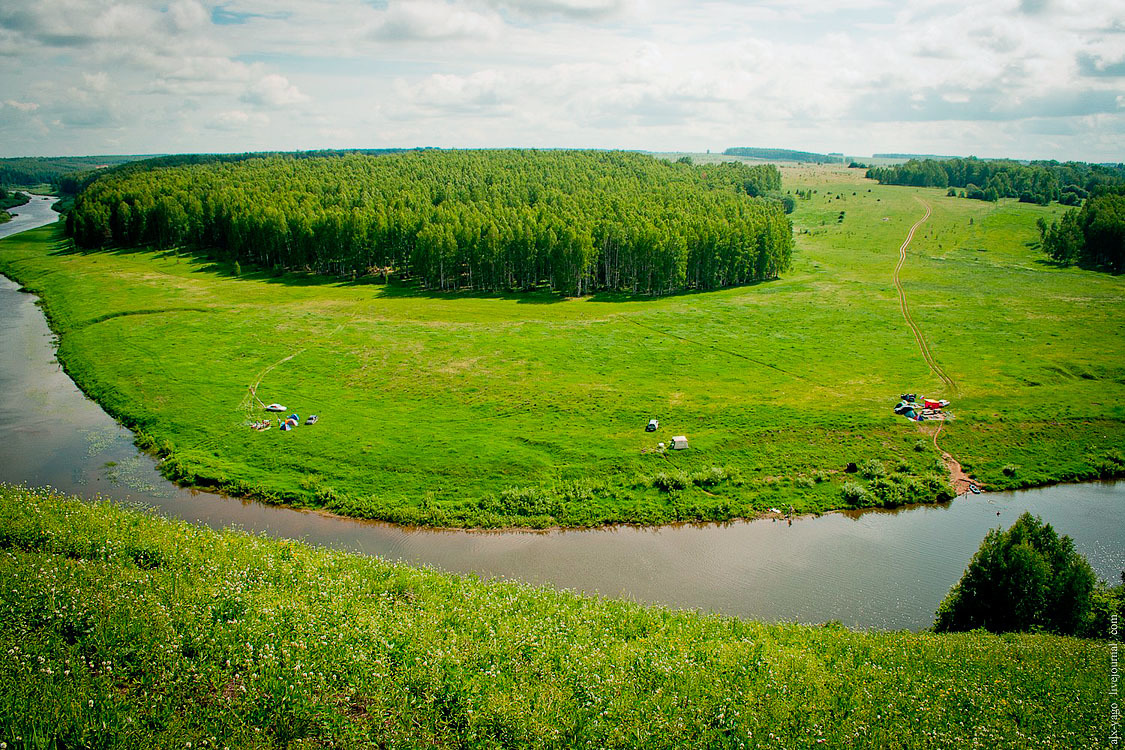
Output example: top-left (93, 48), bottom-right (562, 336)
top-left (0, 484), bottom-right (1110, 748)
top-left (0, 165), bottom-right (1121, 527)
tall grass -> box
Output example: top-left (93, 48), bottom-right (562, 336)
top-left (0, 485), bottom-right (1110, 748)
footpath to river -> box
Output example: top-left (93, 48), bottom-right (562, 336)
top-left (1, 203), bottom-right (1122, 631)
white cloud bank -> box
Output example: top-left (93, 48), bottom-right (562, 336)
top-left (0, 0), bottom-right (1120, 160)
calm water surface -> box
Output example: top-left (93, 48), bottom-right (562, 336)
top-left (1, 202), bottom-right (1121, 631)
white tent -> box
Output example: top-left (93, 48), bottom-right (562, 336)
top-left (671, 435), bottom-right (689, 450)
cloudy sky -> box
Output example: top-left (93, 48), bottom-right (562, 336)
top-left (0, 0), bottom-right (1122, 160)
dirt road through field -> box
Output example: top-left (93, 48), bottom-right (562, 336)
top-left (893, 197), bottom-right (958, 395)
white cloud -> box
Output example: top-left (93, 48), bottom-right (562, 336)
top-left (370, 1), bottom-right (502, 42)
top-left (82, 72), bottom-right (110, 93)
top-left (167, 0), bottom-right (210, 31)
top-left (209, 109), bottom-right (270, 130)
top-left (485, 0), bottom-right (635, 20)
top-left (0, 0), bottom-right (1119, 160)
top-left (241, 74), bottom-right (309, 107)
top-left (3, 99), bottom-right (40, 112)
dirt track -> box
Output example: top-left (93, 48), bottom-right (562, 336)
top-left (892, 198), bottom-right (958, 395)
top-left (923, 419), bottom-right (977, 494)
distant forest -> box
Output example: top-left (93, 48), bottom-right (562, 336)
top-left (0, 156), bottom-right (154, 189)
top-left (0, 150), bottom-right (412, 192)
top-left (865, 158), bottom-right (1125, 205)
top-left (872, 153), bottom-right (961, 160)
top-left (69, 150), bottom-right (793, 296)
top-left (723, 148), bottom-right (844, 164)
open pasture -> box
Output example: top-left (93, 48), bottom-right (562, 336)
top-left (1, 166), bottom-right (1121, 527)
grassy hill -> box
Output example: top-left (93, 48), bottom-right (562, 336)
top-left (0, 166), bottom-right (1122, 527)
top-left (0, 484), bottom-right (1110, 748)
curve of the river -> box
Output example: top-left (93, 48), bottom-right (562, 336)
top-left (2, 200), bottom-right (1121, 632)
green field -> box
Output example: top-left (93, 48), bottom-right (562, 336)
top-left (0, 484), bottom-right (1110, 748)
top-left (1, 166), bottom-right (1122, 527)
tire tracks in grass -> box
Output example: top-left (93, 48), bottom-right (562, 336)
top-left (239, 316), bottom-right (356, 415)
top-left (894, 202), bottom-right (969, 493)
top-left (626, 318), bottom-right (849, 398)
top-left (923, 419), bottom-right (977, 496)
top-left (893, 197), bottom-right (958, 396)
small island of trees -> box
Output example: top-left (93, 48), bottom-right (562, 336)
top-left (68, 150), bottom-right (794, 296)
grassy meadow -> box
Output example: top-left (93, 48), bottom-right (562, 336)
top-left (0, 484), bottom-right (1112, 748)
top-left (0, 166), bottom-right (1122, 527)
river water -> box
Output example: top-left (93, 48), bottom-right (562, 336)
top-left (1, 199), bottom-right (1121, 631)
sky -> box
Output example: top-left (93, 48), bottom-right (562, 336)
top-left (0, 0), bottom-right (1122, 161)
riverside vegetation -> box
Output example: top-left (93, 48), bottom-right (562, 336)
top-left (0, 187), bottom-right (30, 224)
top-left (0, 484), bottom-right (1111, 749)
top-left (0, 159), bottom-right (1123, 527)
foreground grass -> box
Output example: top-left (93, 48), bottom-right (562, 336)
top-left (0, 485), bottom-right (1111, 748)
top-left (0, 166), bottom-right (1122, 527)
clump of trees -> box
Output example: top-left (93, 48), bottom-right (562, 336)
top-left (1038, 188), bottom-right (1125, 272)
top-left (934, 512), bottom-right (1123, 637)
top-left (866, 158), bottom-right (1125, 205)
top-left (0, 186), bottom-right (29, 210)
top-left (0, 186), bottom-right (29, 224)
top-left (68, 150), bottom-right (794, 296)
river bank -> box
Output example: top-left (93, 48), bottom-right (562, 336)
top-left (0, 195), bottom-right (1121, 630)
top-left (1, 261), bottom-right (1121, 631)
top-left (2, 483), bottom-right (1108, 749)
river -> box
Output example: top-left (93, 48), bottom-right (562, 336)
top-left (1, 199), bottom-right (1121, 631)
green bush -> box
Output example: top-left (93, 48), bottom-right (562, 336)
top-left (935, 512), bottom-right (1098, 636)
top-left (858, 459), bottom-right (885, 480)
top-left (841, 481), bottom-right (869, 506)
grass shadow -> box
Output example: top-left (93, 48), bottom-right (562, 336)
top-left (46, 235), bottom-right (784, 301)
top-left (370, 279), bottom-right (568, 304)
top-left (1033, 258), bottom-right (1072, 269)
top-left (586, 277), bottom-right (775, 303)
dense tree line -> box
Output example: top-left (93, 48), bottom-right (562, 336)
top-left (866, 157), bottom-right (1125, 205)
top-left (0, 156), bottom-right (153, 189)
top-left (1038, 187), bottom-right (1125, 272)
top-left (0, 186), bottom-right (29, 210)
top-left (68, 150), bottom-right (793, 295)
top-left (724, 147), bottom-right (844, 164)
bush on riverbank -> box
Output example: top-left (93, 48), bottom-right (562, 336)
top-left (935, 511), bottom-right (1123, 637)
top-left (0, 484), bottom-right (1109, 748)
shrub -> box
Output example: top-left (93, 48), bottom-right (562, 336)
top-left (651, 472), bottom-right (689, 493)
top-left (841, 481), bottom-right (869, 507)
top-left (1002, 464), bottom-right (1018, 477)
top-left (858, 459), bottom-right (885, 480)
top-left (1095, 449), bottom-right (1125, 479)
top-left (480, 486), bottom-right (563, 518)
top-left (934, 512), bottom-right (1098, 635)
top-left (691, 466), bottom-right (736, 488)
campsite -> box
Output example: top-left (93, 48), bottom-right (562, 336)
top-left (1, 1), bottom-right (1122, 746)
top-left (1, 163), bottom-right (1121, 527)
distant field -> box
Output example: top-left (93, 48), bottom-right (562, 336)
top-left (1, 165), bottom-right (1122, 527)
top-left (0, 484), bottom-right (1109, 748)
